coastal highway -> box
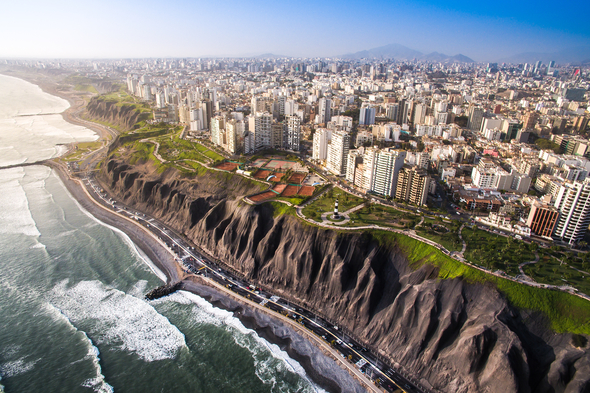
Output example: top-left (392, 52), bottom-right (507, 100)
top-left (81, 172), bottom-right (427, 393)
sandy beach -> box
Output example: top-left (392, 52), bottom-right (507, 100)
top-left (1, 68), bottom-right (375, 393)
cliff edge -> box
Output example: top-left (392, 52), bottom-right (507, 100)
top-left (99, 157), bottom-right (590, 393)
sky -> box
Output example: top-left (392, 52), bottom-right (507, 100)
top-left (1, 0), bottom-right (589, 61)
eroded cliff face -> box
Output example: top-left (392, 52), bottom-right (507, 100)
top-left (86, 97), bottom-right (148, 131)
top-left (100, 158), bottom-right (590, 393)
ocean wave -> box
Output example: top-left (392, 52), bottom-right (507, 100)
top-left (49, 280), bottom-right (187, 362)
top-left (79, 332), bottom-right (114, 393)
top-left (128, 280), bottom-right (149, 298)
top-left (29, 241), bottom-right (47, 250)
top-left (43, 304), bottom-right (114, 393)
top-left (58, 182), bottom-right (167, 283)
top-left (0, 168), bottom-right (41, 237)
top-left (0, 358), bottom-right (38, 379)
top-left (169, 291), bottom-right (325, 393)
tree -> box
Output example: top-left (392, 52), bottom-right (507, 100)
top-left (535, 138), bottom-right (562, 154)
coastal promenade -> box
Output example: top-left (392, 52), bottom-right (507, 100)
top-left (38, 98), bottom-right (422, 391)
top-left (50, 162), bottom-right (421, 393)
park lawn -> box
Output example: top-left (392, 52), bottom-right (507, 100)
top-left (462, 227), bottom-right (535, 276)
top-left (302, 187), bottom-right (364, 220)
top-left (276, 196), bottom-right (308, 206)
top-left (268, 201), bottom-right (297, 217)
top-left (128, 141), bottom-right (159, 166)
top-left (415, 218), bottom-right (463, 252)
top-left (156, 135), bottom-right (209, 163)
top-left (415, 228), bottom-right (463, 252)
top-left (190, 141), bottom-right (225, 161)
top-left (369, 230), bottom-right (590, 335)
top-left (203, 149), bottom-right (225, 161)
top-left (75, 84), bottom-right (98, 94)
top-left (348, 205), bottom-right (417, 228)
top-left (524, 255), bottom-right (590, 296)
top-left (77, 141), bottom-right (103, 150)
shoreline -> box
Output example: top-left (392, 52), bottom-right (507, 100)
top-left (3, 70), bottom-right (375, 393)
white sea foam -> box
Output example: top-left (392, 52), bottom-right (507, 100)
top-left (168, 291), bottom-right (325, 393)
top-left (29, 241), bottom-right (47, 250)
top-left (79, 332), bottom-right (114, 393)
top-left (0, 358), bottom-right (38, 378)
top-left (0, 345), bottom-right (21, 360)
top-left (128, 280), bottom-right (149, 298)
top-left (50, 280), bottom-right (186, 362)
top-left (43, 304), bottom-right (113, 393)
top-left (57, 177), bottom-right (167, 283)
top-left (0, 168), bottom-right (41, 237)
top-left (0, 75), bottom-right (97, 167)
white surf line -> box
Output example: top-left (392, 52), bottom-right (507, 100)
top-left (72, 172), bottom-right (397, 393)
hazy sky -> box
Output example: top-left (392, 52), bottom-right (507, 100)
top-left (1, 0), bottom-right (589, 61)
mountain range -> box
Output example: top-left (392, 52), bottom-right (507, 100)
top-left (340, 43), bottom-right (590, 64)
top-left (341, 43), bottom-right (474, 63)
top-left (497, 46), bottom-right (590, 65)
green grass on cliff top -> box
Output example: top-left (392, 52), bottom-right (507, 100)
top-left (369, 229), bottom-right (590, 335)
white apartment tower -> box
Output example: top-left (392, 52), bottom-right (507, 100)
top-left (312, 129), bottom-right (332, 161)
top-left (371, 149), bottom-right (407, 197)
top-left (284, 115), bottom-right (301, 151)
top-left (362, 147), bottom-right (378, 191)
top-left (359, 105), bottom-right (376, 125)
top-left (553, 180), bottom-right (590, 245)
top-left (248, 112), bottom-right (272, 151)
top-left (326, 130), bottom-right (350, 176)
top-left (316, 98), bottom-right (332, 125)
top-left (226, 119), bottom-right (245, 155)
top-left (210, 116), bottom-right (225, 146)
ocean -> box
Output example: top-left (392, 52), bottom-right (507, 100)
top-left (0, 74), bottom-right (324, 393)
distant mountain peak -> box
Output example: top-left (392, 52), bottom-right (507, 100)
top-left (342, 43), bottom-right (422, 60)
top-left (255, 53), bottom-right (285, 59)
top-left (341, 44), bottom-right (474, 62)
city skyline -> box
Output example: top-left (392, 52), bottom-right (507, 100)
top-left (1, 0), bottom-right (589, 62)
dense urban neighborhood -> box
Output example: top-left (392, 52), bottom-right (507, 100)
top-left (2, 54), bottom-right (590, 393)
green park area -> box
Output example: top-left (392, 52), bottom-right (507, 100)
top-left (522, 247), bottom-right (590, 296)
top-left (371, 230), bottom-right (590, 335)
top-left (98, 85), bottom-right (152, 113)
top-left (302, 187), bottom-right (365, 222)
top-left (62, 140), bottom-right (104, 162)
top-left (462, 226), bottom-right (536, 276)
top-left (347, 204), bottom-right (418, 228)
top-left (415, 218), bottom-right (463, 252)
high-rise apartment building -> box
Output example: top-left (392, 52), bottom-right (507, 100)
top-left (312, 129), bottom-right (331, 161)
top-left (386, 104), bottom-right (399, 121)
top-left (359, 105), bottom-right (376, 125)
top-left (346, 150), bottom-right (364, 184)
top-left (226, 119), bottom-right (245, 155)
top-left (326, 130), bottom-right (350, 176)
top-left (371, 149), bottom-right (407, 197)
top-left (210, 115), bottom-right (225, 146)
top-left (248, 112), bottom-right (272, 151)
top-left (316, 98), bottom-right (332, 125)
top-left (522, 111), bottom-right (539, 131)
top-left (284, 115), bottom-right (301, 151)
top-left (467, 106), bottom-right (484, 131)
top-left (395, 166), bottom-right (430, 206)
top-left (362, 147), bottom-right (378, 191)
top-left (553, 180), bottom-right (590, 245)
top-left (526, 201), bottom-right (559, 238)
top-left (412, 103), bottom-right (426, 126)
top-left (271, 123), bottom-right (283, 149)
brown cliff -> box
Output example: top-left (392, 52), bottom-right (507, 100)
top-left (86, 96), bottom-right (150, 132)
top-left (99, 157), bottom-right (590, 393)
